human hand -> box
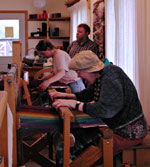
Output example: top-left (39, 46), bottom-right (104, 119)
top-left (49, 90), bottom-right (67, 101)
top-left (39, 80), bottom-right (50, 90)
top-left (37, 78), bottom-right (43, 81)
top-left (90, 100), bottom-right (96, 104)
top-left (52, 99), bottom-right (76, 110)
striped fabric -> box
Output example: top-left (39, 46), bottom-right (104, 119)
top-left (17, 105), bottom-right (105, 137)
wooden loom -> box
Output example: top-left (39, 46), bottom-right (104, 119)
top-left (17, 84), bottom-right (114, 167)
top-left (0, 41), bottom-right (33, 167)
top-left (0, 40), bottom-right (76, 167)
top-left (0, 40), bottom-right (73, 167)
top-left (0, 41), bottom-right (22, 167)
top-left (0, 41), bottom-right (114, 167)
top-left (52, 97), bottom-right (114, 167)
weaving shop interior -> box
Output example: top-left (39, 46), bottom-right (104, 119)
top-left (0, 0), bottom-right (150, 167)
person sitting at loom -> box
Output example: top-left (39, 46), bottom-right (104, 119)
top-left (35, 39), bottom-right (85, 93)
top-left (49, 50), bottom-right (148, 163)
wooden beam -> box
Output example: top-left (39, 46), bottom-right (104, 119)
top-left (0, 91), bottom-right (8, 167)
top-left (87, 0), bottom-right (91, 9)
top-left (65, 0), bottom-right (80, 7)
top-left (4, 75), bottom-right (17, 167)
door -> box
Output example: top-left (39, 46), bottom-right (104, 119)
top-left (0, 11), bottom-right (27, 72)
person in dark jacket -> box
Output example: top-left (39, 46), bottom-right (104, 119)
top-left (49, 50), bottom-right (147, 155)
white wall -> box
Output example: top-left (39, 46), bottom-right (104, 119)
top-left (0, 0), bottom-right (69, 16)
top-left (0, 0), bottom-right (70, 53)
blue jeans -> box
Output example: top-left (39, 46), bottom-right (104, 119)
top-left (68, 78), bottom-right (85, 93)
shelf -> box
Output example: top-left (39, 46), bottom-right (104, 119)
top-left (28, 17), bottom-right (70, 21)
top-left (27, 16), bottom-right (70, 49)
top-left (28, 36), bottom-right (70, 39)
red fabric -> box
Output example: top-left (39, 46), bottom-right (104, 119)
top-left (113, 134), bottom-right (144, 155)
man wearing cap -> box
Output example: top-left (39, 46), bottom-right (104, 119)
top-left (49, 50), bottom-right (147, 158)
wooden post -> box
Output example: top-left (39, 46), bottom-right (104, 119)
top-left (4, 76), bottom-right (17, 167)
top-left (47, 17), bottom-right (50, 40)
top-left (59, 107), bottom-right (73, 167)
top-left (103, 137), bottom-right (113, 167)
top-left (100, 127), bottom-right (114, 167)
top-left (0, 91), bottom-right (8, 167)
top-left (12, 41), bottom-right (22, 86)
top-left (87, 0), bottom-right (91, 9)
top-left (49, 88), bottom-right (74, 167)
top-left (5, 41), bottom-right (22, 167)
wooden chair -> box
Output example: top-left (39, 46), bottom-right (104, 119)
top-left (122, 131), bottom-right (150, 167)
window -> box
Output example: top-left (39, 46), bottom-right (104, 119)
top-left (68, 0), bottom-right (90, 42)
top-left (0, 11), bottom-right (27, 72)
top-left (0, 19), bottom-right (19, 57)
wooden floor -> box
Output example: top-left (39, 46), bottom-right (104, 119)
top-left (25, 157), bottom-right (122, 167)
top-left (23, 131), bottom-right (150, 167)
top-left (25, 161), bottom-right (41, 167)
top-left (26, 161), bottom-right (121, 167)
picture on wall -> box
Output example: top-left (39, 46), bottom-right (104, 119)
top-left (93, 0), bottom-right (105, 60)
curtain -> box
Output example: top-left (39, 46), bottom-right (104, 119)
top-left (68, 0), bottom-right (90, 42)
top-left (135, 0), bottom-right (150, 125)
top-left (105, 0), bottom-right (150, 124)
top-left (105, 0), bottom-right (136, 84)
